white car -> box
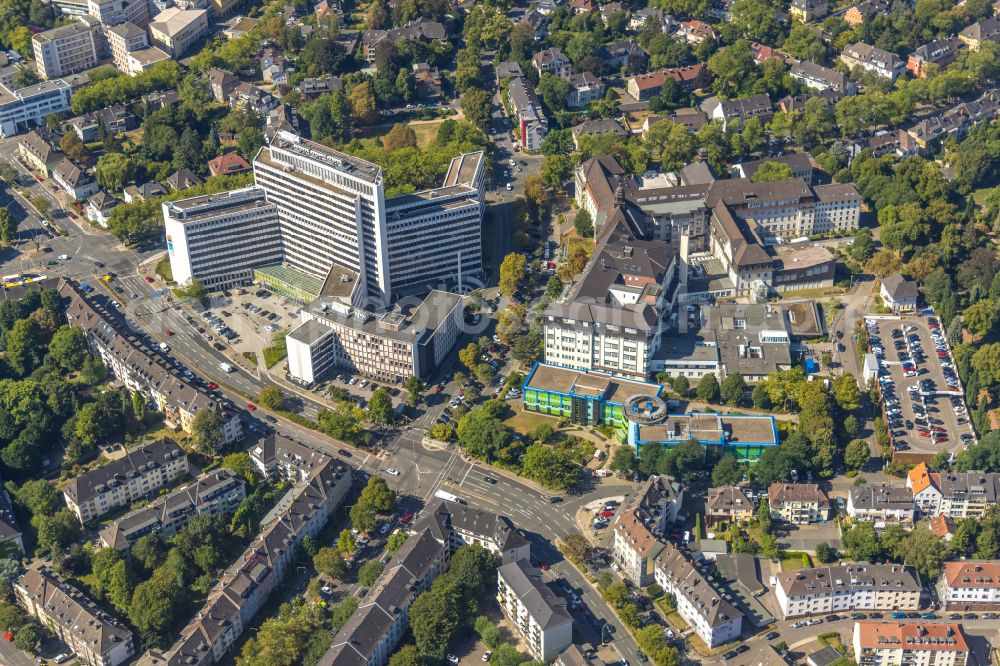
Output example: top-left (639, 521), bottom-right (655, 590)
top-left (611, 562), bottom-right (622, 572)
top-left (447, 655), bottom-right (460, 665)
top-left (58, 254), bottom-right (69, 260)
top-left (483, 652), bottom-right (492, 662)
top-left (385, 468), bottom-right (400, 476)
top-left (505, 183), bottom-right (512, 191)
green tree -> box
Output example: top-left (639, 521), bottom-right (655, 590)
top-left (257, 386), bottom-right (285, 410)
top-left (337, 529), bottom-right (357, 554)
top-left (845, 438), bottom-right (871, 470)
top-left (751, 161), bottom-right (794, 182)
top-left (404, 375), bottom-right (424, 408)
top-left (368, 387), bottom-right (394, 424)
top-left (711, 454), bottom-right (743, 486)
top-left (358, 560), bottom-right (385, 586)
top-left (6, 318), bottom-right (42, 377)
top-left (47, 325), bottom-right (89, 372)
top-left (359, 476), bottom-right (396, 512)
top-left (387, 531), bottom-right (408, 553)
top-left (673, 375), bottom-right (690, 397)
top-left (315, 547), bottom-right (347, 578)
top-left (0, 207), bottom-right (16, 246)
top-left (35, 509), bottom-right (80, 554)
top-left (521, 444), bottom-right (579, 490)
top-left (221, 452), bottom-right (257, 485)
top-left (604, 581), bottom-right (629, 608)
top-left (191, 408), bottom-right (224, 454)
top-left (610, 447), bottom-right (637, 475)
top-left (60, 131), bottom-right (86, 162)
top-left (461, 89), bottom-right (492, 129)
top-left (696, 373), bottom-right (720, 403)
top-left (128, 566), bottom-right (179, 643)
top-left (95, 152), bottom-right (136, 192)
top-left (409, 585), bottom-right (460, 659)
top-left (13, 624), bottom-right (39, 653)
top-left (842, 521), bottom-right (882, 561)
top-left (574, 210), bottom-right (594, 238)
top-left (331, 597), bottom-right (360, 631)
top-left (131, 534), bottom-right (167, 572)
top-left (720, 373), bottom-right (747, 405)
top-left (499, 253), bottom-right (527, 297)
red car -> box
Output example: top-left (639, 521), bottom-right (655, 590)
top-left (599, 510), bottom-right (614, 518)
top-left (207, 382), bottom-right (219, 389)
top-left (164, 328), bottom-right (174, 336)
top-left (918, 430), bottom-right (931, 437)
top-left (401, 513), bottom-right (414, 524)
top-left (145, 275), bottom-right (154, 283)
top-left (246, 402), bottom-right (256, 411)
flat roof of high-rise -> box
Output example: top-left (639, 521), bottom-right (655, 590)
top-left (266, 130), bottom-right (381, 183)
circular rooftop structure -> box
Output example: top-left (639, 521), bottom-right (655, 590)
top-left (623, 393), bottom-right (668, 424)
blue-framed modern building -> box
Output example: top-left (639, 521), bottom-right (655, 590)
top-left (522, 362), bottom-right (780, 463)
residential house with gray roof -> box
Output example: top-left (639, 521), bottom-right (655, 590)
top-left (16, 567), bottom-right (135, 666)
top-left (497, 559), bottom-right (573, 661)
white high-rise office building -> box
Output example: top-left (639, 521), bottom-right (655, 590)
top-left (253, 130), bottom-right (392, 306)
top-left (162, 187), bottom-right (282, 290)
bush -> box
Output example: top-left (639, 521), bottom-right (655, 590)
top-left (644, 584), bottom-right (664, 599)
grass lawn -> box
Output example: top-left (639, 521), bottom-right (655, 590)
top-left (263, 329), bottom-right (289, 368)
top-left (779, 285), bottom-right (846, 299)
top-left (155, 257), bottom-right (173, 283)
top-left (503, 403), bottom-right (557, 435)
top-left (409, 119), bottom-right (445, 148)
top-left (243, 351), bottom-right (258, 365)
top-left (780, 551), bottom-right (814, 570)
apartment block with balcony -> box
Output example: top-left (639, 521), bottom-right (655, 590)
top-left (497, 559), bottom-right (573, 662)
top-left (99, 469), bottom-right (246, 551)
top-left (853, 622), bottom-right (969, 666)
top-left (62, 439), bottom-right (190, 524)
top-left (15, 567), bottom-right (135, 666)
top-left (938, 561), bottom-right (1000, 610)
top-left (774, 564), bottom-right (922, 619)
top-left (847, 485), bottom-right (916, 527)
top-left (612, 476), bottom-right (683, 585)
top-left (907, 463), bottom-right (1000, 518)
top-left (422, 499), bottom-right (530, 564)
top-left (768, 483), bottom-right (831, 524)
top-left (654, 542), bottom-right (743, 647)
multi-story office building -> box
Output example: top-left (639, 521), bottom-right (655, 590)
top-left (0, 79), bottom-right (73, 137)
top-left (106, 22), bottom-right (149, 72)
top-left (907, 463), bottom-right (1000, 518)
top-left (938, 561), bottom-right (1000, 610)
top-left (317, 528), bottom-right (450, 666)
top-left (16, 567), bottom-right (135, 666)
top-left (847, 485), bottom-right (916, 526)
top-left (163, 187), bottom-right (282, 290)
top-left (383, 151), bottom-right (484, 292)
top-left (32, 16), bottom-right (101, 80)
top-left (654, 542), bottom-right (743, 647)
top-left (611, 476), bottom-right (683, 585)
top-left (169, 134), bottom-right (484, 303)
top-left (286, 287), bottom-right (465, 383)
top-left (149, 7), bottom-right (208, 57)
top-left (497, 560), bottom-right (573, 661)
top-left (853, 622), bottom-right (969, 666)
top-left (88, 0), bottom-right (152, 26)
top-left (774, 564), bottom-right (922, 619)
top-left (99, 469), bottom-right (246, 550)
top-left (62, 440), bottom-right (189, 524)
top-left (768, 483), bottom-right (832, 524)
top-left (253, 131), bottom-right (391, 305)
top-left (422, 499), bottom-right (531, 564)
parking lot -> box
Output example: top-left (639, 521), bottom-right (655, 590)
top-left (866, 316), bottom-right (976, 456)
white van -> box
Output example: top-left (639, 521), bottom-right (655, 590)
top-left (219, 362), bottom-right (234, 373)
